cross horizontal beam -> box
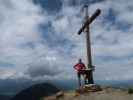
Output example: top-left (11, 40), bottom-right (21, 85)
top-left (77, 9), bottom-right (101, 35)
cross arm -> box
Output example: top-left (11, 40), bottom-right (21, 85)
top-left (77, 9), bottom-right (101, 35)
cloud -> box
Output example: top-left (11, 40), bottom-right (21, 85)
top-left (33, 0), bottom-right (62, 14)
top-left (0, 0), bottom-right (64, 79)
top-left (1, 0), bottom-right (133, 82)
top-left (0, 68), bottom-right (16, 79)
top-left (26, 50), bottom-right (64, 78)
top-left (55, 0), bottom-right (133, 81)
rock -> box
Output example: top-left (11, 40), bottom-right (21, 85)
top-left (83, 84), bottom-right (102, 92)
top-left (74, 92), bottom-right (81, 97)
top-left (44, 96), bottom-right (57, 100)
top-left (56, 91), bottom-right (64, 98)
top-left (44, 91), bottom-right (64, 100)
top-left (75, 84), bottom-right (102, 94)
top-left (75, 86), bottom-right (86, 94)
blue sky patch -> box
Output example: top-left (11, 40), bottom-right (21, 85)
top-left (33, 0), bottom-right (62, 14)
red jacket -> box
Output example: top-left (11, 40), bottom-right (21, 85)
top-left (74, 63), bottom-right (86, 72)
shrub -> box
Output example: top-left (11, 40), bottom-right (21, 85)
top-left (128, 88), bottom-right (133, 94)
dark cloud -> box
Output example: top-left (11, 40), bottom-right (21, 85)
top-left (85, 0), bottom-right (105, 4)
top-left (103, 8), bottom-right (116, 25)
top-left (33, 0), bottom-right (62, 14)
top-left (39, 23), bottom-right (75, 51)
top-left (26, 62), bottom-right (62, 78)
top-left (64, 0), bottom-right (105, 6)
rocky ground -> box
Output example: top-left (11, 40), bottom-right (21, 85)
top-left (44, 87), bottom-right (133, 100)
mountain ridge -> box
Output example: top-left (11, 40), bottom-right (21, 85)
top-left (11, 83), bottom-right (60, 100)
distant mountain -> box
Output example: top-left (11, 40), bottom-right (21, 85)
top-left (0, 78), bottom-right (34, 94)
top-left (0, 94), bottom-right (12, 100)
top-left (11, 83), bottom-right (60, 100)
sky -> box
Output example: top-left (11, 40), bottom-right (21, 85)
top-left (0, 0), bottom-right (133, 84)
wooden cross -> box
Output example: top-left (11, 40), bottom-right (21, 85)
top-left (77, 5), bottom-right (101, 84)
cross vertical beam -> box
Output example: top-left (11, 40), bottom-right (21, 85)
top-left (84, 5), bottom-right (94, 84)
top-left (77, 5), bottom-right (101, 84)
top-left (84, 5), bottom-right (92, 68)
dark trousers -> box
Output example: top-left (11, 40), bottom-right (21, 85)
top-left (77, 72), bottom-right (81, 87)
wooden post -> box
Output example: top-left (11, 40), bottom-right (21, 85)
top-left (77, 5), bottom-right (101, 84)
top-left (84, 5), bottom-right (94, 84)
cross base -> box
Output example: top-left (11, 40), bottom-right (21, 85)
top-left (83, 84), bottom-right (102, 92)
top-left (75, 84), bottom-right (102, 94)
top-left (82, 69), bottom-right (94, 84)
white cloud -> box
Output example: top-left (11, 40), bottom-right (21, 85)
top-left (57, 0), bottom-right (133, 81)
top-left (1, 0), bottom-right (133, 82)
top-left (0, 0), bottom-right (63, 80)
top-left (0, 68), bottom-right (16, 79)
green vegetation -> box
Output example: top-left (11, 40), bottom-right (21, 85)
top-left (128, 88), bottom-right (133, 94)
top-left (40, 97), bottom-right (43, 100)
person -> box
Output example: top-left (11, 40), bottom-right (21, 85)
top-left (73, 59), bottom-right (86, 87)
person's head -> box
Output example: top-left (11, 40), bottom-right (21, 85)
top-left (78, 59), bottom-right (82, 63)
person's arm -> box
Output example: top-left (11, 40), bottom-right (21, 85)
top-left (73, 64), bottom-right (78, 69)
